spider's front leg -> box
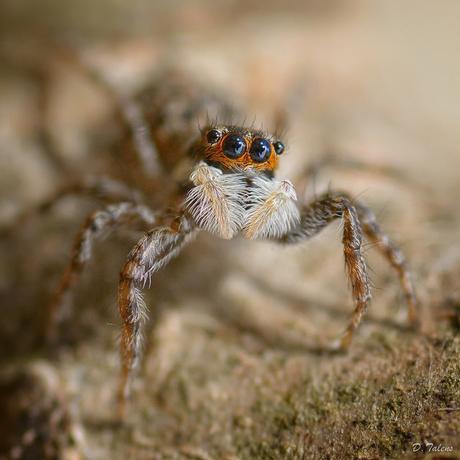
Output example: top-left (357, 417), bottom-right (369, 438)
top-left (241, 177), bottom-right (370, 348)
top-left (117, 161), bottom-right (245, 415)
top-left (277, 191), bottom-right (417, 349)
top-left (281, 193), bottom-right (371, 349)
top-left (117, 213), bottom-right (198, 417)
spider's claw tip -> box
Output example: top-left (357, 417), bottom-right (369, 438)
top-left (323, 335), bottom-right (350, 354)
top-left (116, 400), bottom-right (127, 422)
top-left (407, 304), bottom-right (420, 330)
top-left (407, 315), bottom-right (421, 331)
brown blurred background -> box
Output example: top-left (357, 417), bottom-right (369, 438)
top-left (0, 1), bottom-right (459, 459)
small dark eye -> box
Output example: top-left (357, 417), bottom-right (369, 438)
top-left (206, 129), bottom-right (222, 144)
top-left (273, 141), bottom-right (285, 155)
top-left (249, 138), bottom-right (271, 163)
top-left (222, 134), bottom-right (247, 159)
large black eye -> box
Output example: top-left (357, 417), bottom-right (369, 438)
top-left (273, 141), bottom-right (285, 155)
top-left (206, 129), bottom-right (222, 144)
top-left (222, 134), bottom-right (246, 159)
top-left (249, 138), bottom-right (271, 163)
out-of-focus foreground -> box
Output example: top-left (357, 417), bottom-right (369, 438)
top-left (0, 1), bottom-right (459, 459)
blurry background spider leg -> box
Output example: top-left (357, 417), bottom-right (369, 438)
top-left (355, 201), bottom-right (418, 326)
top-left (46, 202), bottom-right (156, 342)
top-left (111, 90), bottom-right (163, 180)
top-left (1, 175), bottom-right (144, 237)
top-left (269, 76), bottom-right (431, 201)
top-left (270, 77), bottom-right (309, 136)
top-left (296, 150), bottom-right (431, 203)
top-left (268, 78), bottom-right (428, 200)
top-left (280, 192), bottom-right (371, 350)
top-left (62, 47), bottom-right (165, 181)
top-left (118, 213), bottom-right (198, 417)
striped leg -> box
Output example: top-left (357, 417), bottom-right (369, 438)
top-left (279, 190), bottom-right (418, 349)
top-left (117, 214), bottom-right (197, 417)
top-left (2, 175), bottom-right (143, 238)
top-left (46, 202), bottom-right (156, 341)
top-left (61, 47), bottom-right (164, 180)
top-left (355, 202), bottom-right (418, 326)
top-left (280, 192), bottom-right (372, 350)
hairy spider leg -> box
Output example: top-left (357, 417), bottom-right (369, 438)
top-left (57, 47), bottom-right (166, 180)
top-left (355, 201), bottom-right (418, 326)
top-left (298, 152), bottom-right (429, 202)
top-left (279, 190), bottom-right (418, 349)
top-left (1, 176), bottom-right (143, 238)
top-left (46, 202), bottom-right (156, 342)
top-left (112, 90), bottom-right (164, 179)
top-left (117, 213), bottom-right (198, 417)
top-left (280, 192), bottom-right (372, 350)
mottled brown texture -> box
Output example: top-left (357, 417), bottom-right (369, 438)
top-left (0, 365), bottom-right (71, 460)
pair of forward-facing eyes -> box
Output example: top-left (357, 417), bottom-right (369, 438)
top-left (205, 128), bottom-right (285, 163)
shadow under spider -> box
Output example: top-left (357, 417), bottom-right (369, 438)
top-left (208, 271), bottom-right (417, 356)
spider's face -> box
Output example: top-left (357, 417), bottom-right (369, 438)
top-left (199, 125), bottom-right (285, 173)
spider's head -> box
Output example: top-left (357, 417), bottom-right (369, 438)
top-left (198, 125), bottom-right (285, 173)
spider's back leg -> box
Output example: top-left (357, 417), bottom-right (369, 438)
top-left (0, 175), bottom-right (143, 238)
top-left (46, 202), bottom-right (156, 342)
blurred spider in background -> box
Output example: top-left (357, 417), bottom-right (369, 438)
top-left (10, 51), bottom-right (419, 418)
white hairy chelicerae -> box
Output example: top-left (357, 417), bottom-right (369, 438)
top-left (243, 175), bottom-right (300, 239)
top-left (184, 162), bottom-right (300, 240)
top-left (185, 162), bottom-right (247, 239)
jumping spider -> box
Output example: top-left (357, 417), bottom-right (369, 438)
top-left (27, 66), bottom-right (417, 417)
